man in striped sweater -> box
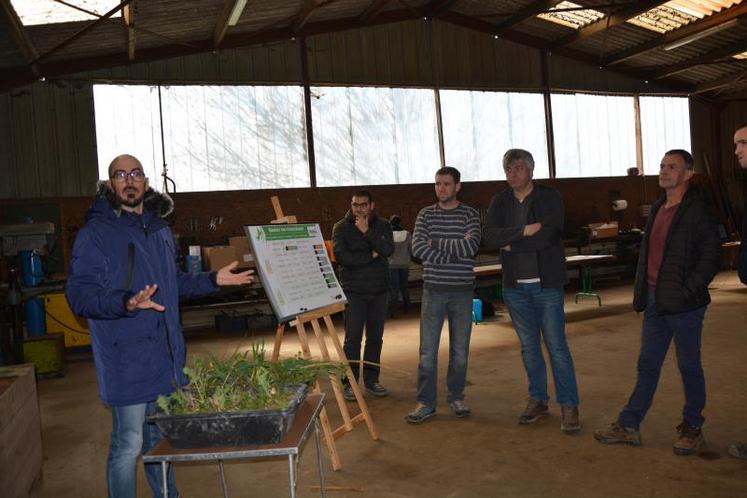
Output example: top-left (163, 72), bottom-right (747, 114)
top-left (405, 166), bottom-right (481, 424)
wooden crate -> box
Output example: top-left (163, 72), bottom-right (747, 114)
top-left (0, 364), bottom-right (43, 498)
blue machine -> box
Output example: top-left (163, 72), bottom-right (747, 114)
top-left (20, 250), bottom-right (47, 336)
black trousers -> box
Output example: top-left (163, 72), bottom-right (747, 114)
top-left (388, 268), bottom-right (411, 314)
top-left (343, 292), bottom-right (388, 386)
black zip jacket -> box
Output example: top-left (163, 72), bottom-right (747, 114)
top-left (332, 211), bottom-right (394, 295)
top-left (482, 183), bottom-right (568, 288)
top-left (633, 185), bottom-right (722, 314)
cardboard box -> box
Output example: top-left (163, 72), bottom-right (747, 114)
top-left (588, 221), bottom-right (619, 239)
top-left (202, 245), bottom-right (238, 271)
top-left (228, 236), bottom-right (255, 268)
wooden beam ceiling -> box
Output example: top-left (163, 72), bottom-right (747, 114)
top-left (122, 2), bottom-right (135, 61)
top-left (438, 10), bottom-right (692, 92)
top-left (494, 0), bottom-right (565, 31)
top-left (0, 0), bottom-right (39, 62)
top-left (552, 0), bottom-right (667, 48)
top-left (292, 0), bottom-right (317, 34)
top-left (214, 0), bottom-right (248, 48)
top-left (427, 0), bottom-right (460, 18)
top-left (603, 2), bottom-right (747, 66)
top-left (359, 0), bottom-right (390, 24)
top-left (32, 0), bottom-right (134, 64)
top-left (653, 39), bottom-right (747, 80)
top-left (693, 69), bottom-right (747, 94)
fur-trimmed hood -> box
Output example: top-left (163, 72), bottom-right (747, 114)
top-left (93, 180), bottom-right (174, 219)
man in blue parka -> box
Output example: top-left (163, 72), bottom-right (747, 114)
top-left (66, 154), bottom-right (253, 498)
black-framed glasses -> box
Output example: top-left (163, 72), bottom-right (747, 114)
top-left (111, 169), bottom-right (145, 182)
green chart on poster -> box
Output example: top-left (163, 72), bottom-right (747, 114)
top-left (244, 223), bottom-right (346, 322)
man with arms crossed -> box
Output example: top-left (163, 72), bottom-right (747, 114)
top-left (483, 149), bottom-right (581, 433)
top-left (406, 166), bottom-right (481, 424)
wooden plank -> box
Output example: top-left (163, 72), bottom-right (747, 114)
top-left (9, 87), bottom-right (40, 198)
top-left (387, 22), bottom-right (406, 85)
top-left (33, 84), bottom-right (61, 197)
top-left (400, 18), bottom-right (420, 84)
top-left (53, 84), bottom-right (80, 197)
top-left (494, 0), bottom-right (564, 31)
top-left (0, 92), bottom-right (15, 198)
top-left (359, 0), bottom-right (390, 24)
top-left (122, 2), bottom-right (136, 61)
top-left (72, 85), bottom-right (99, 195)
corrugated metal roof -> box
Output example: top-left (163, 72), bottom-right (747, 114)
top-left (629, 0), bottom-right (742, 33)
top-left (536, 1), bottom-right (605, 29)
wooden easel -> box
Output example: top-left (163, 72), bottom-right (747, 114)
top-left (267, 196), bottom-right (379, 472)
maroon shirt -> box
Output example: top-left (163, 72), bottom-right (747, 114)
top-left (647, 203), bottom-right (679, 288)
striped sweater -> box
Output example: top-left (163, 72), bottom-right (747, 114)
top-left (412, 203), bottom-right (481, 291)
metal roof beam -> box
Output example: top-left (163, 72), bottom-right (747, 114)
top-left (122, 2), bottom-right (135, 61)
top-left (0, 0), bottom-right (39, 63)
top-left (553, 0), bottom-right (666, 48)
top-left (32, 0), bottom-right (133, 64)
top-left (359, 0), bottom-right (390, 24)
top-left (653, 39), bottom-right (747, 79)
top-left (426, 0), bottom-right (460, 18)
top-left (494, 0), bottom-right (565, 31)
top-left (603, 2), bottom-right (747, 66)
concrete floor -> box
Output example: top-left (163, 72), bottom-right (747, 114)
top-left (31, 272), bottom-right (747, 497)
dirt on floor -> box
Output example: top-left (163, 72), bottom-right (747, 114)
top-left (30, 272), bottom-right (747, 497)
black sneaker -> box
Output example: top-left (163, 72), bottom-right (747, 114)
top-left (342, 383), bottom-right (356, 401)
top-left (365, 382), bottom-right (388, 397)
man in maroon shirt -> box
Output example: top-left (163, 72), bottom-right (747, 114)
top-left (728, 122), bottom-right (747, 459)
top-left (594, 150), bottom-right (721, 456)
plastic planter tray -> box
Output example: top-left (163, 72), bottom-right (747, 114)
top-left (148, 384), bottom-right (309, 448)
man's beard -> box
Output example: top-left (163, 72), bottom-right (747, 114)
top-left (117, 188), bottom-right (144, 208)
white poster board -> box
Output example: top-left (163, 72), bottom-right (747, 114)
top-left (244, 223), bottom-right (346, 322)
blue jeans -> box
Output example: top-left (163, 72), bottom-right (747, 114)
top-left (108, 401), bottom-right (178, 498)
top-left (503, 283), bottom-right (579, 406)
top-left (416, 288), bottom-right (473, 409)
top-left (618, 291), bottom-right (706, 430)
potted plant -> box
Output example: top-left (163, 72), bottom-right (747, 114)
top-left (149, 343), bottom-right (344, 448)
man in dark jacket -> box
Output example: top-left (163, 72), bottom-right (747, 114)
top-left (332, 190), bottom-right (394, 401)
top-left (66, 154), bottom-right (253, 498)
top-left (594, 149), bottom-right (721, 456)
top-left (728, 122), bottom-right (747, 459)
top-left (483, 149), bottom-right (580, 433)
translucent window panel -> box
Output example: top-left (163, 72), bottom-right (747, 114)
top-left (639, 96), bottom-right (691, 175)
top-left (94, 85), bottom-right (163, 182)
top-left (160, 85), bottom-right (309, 191)
top-left (311, 86), bottom-right (441, 186)
top-left (552, 93), bottom-right (637, 178)
top-left (94, 84), bottom-right (309, 191)
top-left (441, 90), bottom-right (549, 180)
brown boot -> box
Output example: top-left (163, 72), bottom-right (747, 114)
top-left (560, 405), bottom-right (581, 433)
top-left (593, 422), bottom-right (642, 446)
top-left (518, 398), bottom-right (548, 425)
top-left (673, 422), bottom-right (703, 456)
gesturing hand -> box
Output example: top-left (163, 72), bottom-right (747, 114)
top-left (216, 261), bottom-right (255, 286)
top-left (126, 284), bottom-right (165, 312)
